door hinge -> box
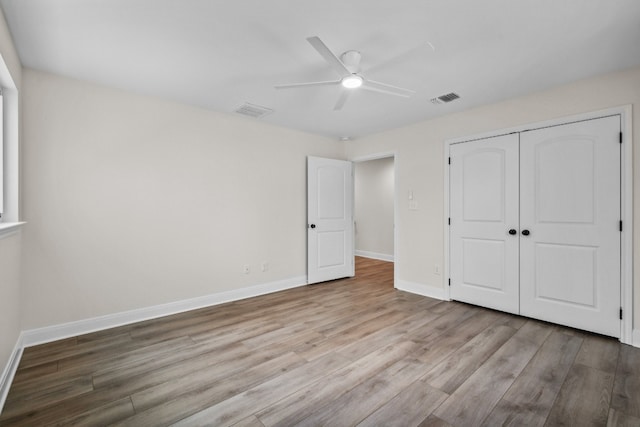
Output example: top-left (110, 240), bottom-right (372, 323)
top-left (620, 220), bottom-right (623, 232)
top-left (448, 217), bottom-right (451, 225)
top-left (620, 307), bottom-right (623, 320)
top-left (448, 278), bottom-right (451, 287)
top-left (620, 132), bottom-right (623, 144)
top-left (448, 157), bottom-right (451, 165)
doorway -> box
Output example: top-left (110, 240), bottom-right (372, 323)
top-left (353, 155), bottom-right (396, 283)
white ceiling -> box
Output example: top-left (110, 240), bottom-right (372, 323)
top-left (2, 0), bottom-right (640, 140)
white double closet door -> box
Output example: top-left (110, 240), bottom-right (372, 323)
top-left (450, 116), bottom-right (621, 337)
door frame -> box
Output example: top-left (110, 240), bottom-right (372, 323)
top-left (349, 151), bottom-right (398, 285)
top-left (443, 105), bottom-right (633, 344)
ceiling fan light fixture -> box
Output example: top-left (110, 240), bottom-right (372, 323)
top-left (341, 74), bottom-right (363, 89)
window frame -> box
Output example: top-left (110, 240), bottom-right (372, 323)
top-left (0, 54), bottom-right (23, 237)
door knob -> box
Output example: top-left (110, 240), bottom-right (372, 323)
top-left (521, 229), bottom-right (530, 236)
top-left (309, 224), bottom-right (316, 229)
top-left (508, 229), bottom-right (517, 235)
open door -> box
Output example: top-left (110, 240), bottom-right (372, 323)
top-left (307, 156), bottom-right (354, 284)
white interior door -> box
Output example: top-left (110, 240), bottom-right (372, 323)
top-left (520, 116), bottom-right (621, 337)
top-left (449, 133), bottom-right (520, 314)
top-left (307, 156), bottom-right (354, 284)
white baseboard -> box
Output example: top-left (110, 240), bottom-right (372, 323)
top-left (632, 329), bottom-right (640, 348)
top-left (355, 250), bottom-right (394, 262)
top-left (21, 275), bottom-right (307, 348)
top-left (395, 279), bottom-right (447, 300)
top-left (0, 334), bottom-right (24, 414)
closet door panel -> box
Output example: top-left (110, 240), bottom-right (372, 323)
top-left (449, 133), bottom-right (520, 314)
top-left (519, 116), bottom-right (620, 338)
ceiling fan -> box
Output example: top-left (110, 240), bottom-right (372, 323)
top-left (275, 36), bottom-right (416, 111)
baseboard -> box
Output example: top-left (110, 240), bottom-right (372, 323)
top-left (0, 334), bottom-right (24, 414)
top-left (632, 329), bottom-right (640, 348)
top-left (355, 250), bottom-right (394, 262)
top-left (395, 279), bottom-right (447, 300)
top-left (21, 275), bottom-right (307, 348)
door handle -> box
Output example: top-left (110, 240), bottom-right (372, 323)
top-left (508, 229), bottom-right (517, 235)
top-left (521, 229), bottom-right (530, 236)
top-left (309, 224), bottom-right (316, 229)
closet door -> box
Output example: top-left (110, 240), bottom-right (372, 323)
top-left (519, 116), bottom-right (621, 337)
top-left (449, 133), bottom-right (520, 314)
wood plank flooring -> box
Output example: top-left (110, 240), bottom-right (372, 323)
top-left (2, 257), bottom-right (639, 426)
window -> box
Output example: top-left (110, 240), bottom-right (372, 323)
top-left (0, 91), bottom-right (4, 220)
top-left (0, 75), bottom-right (21, 229)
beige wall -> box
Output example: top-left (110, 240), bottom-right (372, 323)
top-left (20, 69), bottom-right (343, 329)
top-left (354, 157), bottom-right (394, 257)
top-left (346, 65), bottom-right (640, 328)
top-left (0, 5), bottom-right (22, 385)
top-left (12, 56), bottom-right (640, 334)
top-left (0, 231), bottom-right (22, 378)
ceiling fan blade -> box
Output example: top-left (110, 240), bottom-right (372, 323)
top-left (365, 41), bottom-right (436, 75)
top-left (306, 36), bottom-right (351, 78)
top-left (362, 80), bottom-right (415, 98)
top-left (275, 80), bottom-right (340, 90)
top-left (366, 79), bottom-right (415, 95)
top-left (333, 91), bottom-right (351, 111)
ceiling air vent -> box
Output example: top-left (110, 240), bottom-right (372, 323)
top-left (234, 103), bottom-right (274, 119)
top-left (430, 92), bottom-right (460, 105)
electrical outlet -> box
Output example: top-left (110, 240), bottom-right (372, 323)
top-left (261, 262), bottom-right (269, 272)
top-left (434, 264), bottom-right (440, 275)
top-left (409, 201), bottom-right (418, 210)
top-left (243, 264), bottom-right (250, 274)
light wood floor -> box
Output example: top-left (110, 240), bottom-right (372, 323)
top-left (2, 257), bottom-right (639, 426)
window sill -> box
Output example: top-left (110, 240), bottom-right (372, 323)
top-left (0, 221), bottom-right (26, 239)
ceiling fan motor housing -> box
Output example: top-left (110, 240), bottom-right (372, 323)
top-left (340, 50), bottom-right (362, 73)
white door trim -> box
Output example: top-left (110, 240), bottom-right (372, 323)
top-left (349, 151), bottom-right (398, 286)
top-left (443, 105), bottom-right (633, 345)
